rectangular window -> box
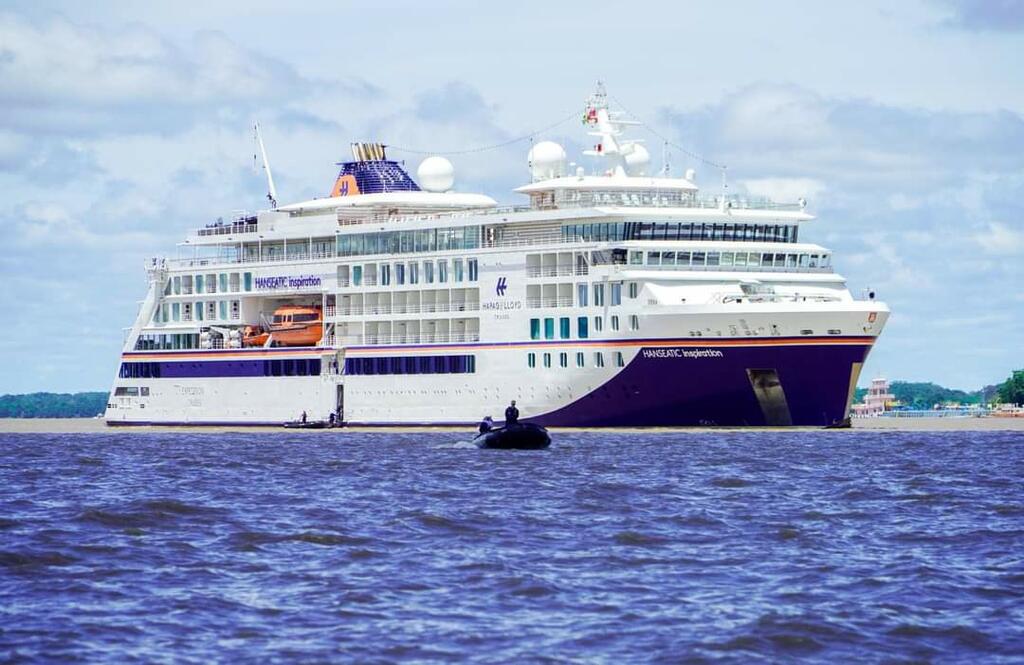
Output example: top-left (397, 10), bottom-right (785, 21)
top-left (544, 318), bottom-right (555, 340)
top-left (195, 301), bottom-right (204, 321)
top-left (454, 259), bottom-right (464, 282)
top-left (219, 274), bottom-right (228, 292)
top-left (229, 273), bottom-right (240, 292)
top-left (161, 303), bottom-right (169, 322)
top-left (559, 352), bottom-right (568, 368)
top-left (530, 318), bottom-right (541, 340)
top-left (183, 303), bottom-right (192, 321)
top-left (218, 301), bottom-right (227, 320)
top-left (206, 274), bottom-right (216, 293)
top-left (595, 352), bottom-right (605, 368)
top-left (648, 251), bottom-right (661, 266)
top-left (594, 283), bottom-right (605, 306)
top-left (207, 301), bottom-right (217, 320)
top-left (409, 262), bottom-right (419, 284)
top-left (677, 252), bottom-right (690, 266)
top-left (628, 282), bottom-right (638, 299)
top-left (172, 303), bottom-right (180, 322)
top-left (615, 351), bottom-right (625, 367)
top-left (381, 264), bottom-right (391, 285)
top-left (577, 316), bottom-right (589, 338)
top-left (720, 252), bottom-right (734, 267)
top-left (395, 263), bottom-right (405, 285)
top-left (594, 316), bottom-right (603, 332)
top-left (438, 260), bottom-right (448, 283)
top-left (629, 251), bottom-right (643, 265)
top-left (559, 317), bottom-right (570, 339)
top-left (195, 274), bottom-right (204, 294)
top-left (244, 272), bottom-right (252, 291)
top-left (173, 276), bottom-right (181, 295)
top-left (528, 352), bottom-right (536, 368)
top-left (691, 252), bottom-right (706, 266)
top-left (577, 283), bottom-right (588, 307)
top-left (576, 352), bottom-right (585, 367)
top-left (468, 258), bottom-right (478, 281)
top-left (424, 261), bottom-right (434, 283)
top-left (352, 265), bottom-right (362, 286)
top-left (231, 300), bottom-right (240, 320)
top-left (610, 283), bottom-right (622, 306)
top-left (611, 315), bottom-right (619, 331)
top-left (629, 314), bottom-right (639, 331)
top-left (543, 353), bottom-right (552, 368)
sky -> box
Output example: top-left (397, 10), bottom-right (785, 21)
top-left (1, 0), bottom-right (1022, 393)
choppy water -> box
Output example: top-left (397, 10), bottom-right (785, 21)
top-left (1, 431), bottom-right (1023, 663)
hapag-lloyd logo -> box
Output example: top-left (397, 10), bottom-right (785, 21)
top-left (254, 274), bottom-right (322, 290)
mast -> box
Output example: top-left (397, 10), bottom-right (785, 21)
top-left (254, 121), bottom-right (278, 209)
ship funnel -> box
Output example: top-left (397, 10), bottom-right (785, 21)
top-left (350, 142), bottom-right (387, 162)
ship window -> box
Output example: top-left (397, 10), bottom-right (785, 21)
top-left (530, 318), bottom-right (540, 340)
top-left (543, 353), bottom-right (552, 368)
top-left (172, 303), bottom-right (180, 322)
top-left (381, 264), bottom-right (391, 286)
top-left (454, 259), bottom-right (464, 282)
top-left (231, 301), bottom-right (239, 319)
top-left (629, 251), bottom-right (643, 265)
top-left (762, 253), bottom-right (774, 267)
top-left (577, 284), bottom-right (588, 307)
top-left (691, 252), bottom-right (706, 266)
top-left (544, 318), bottom-right (555, 340)
top-left (628, 283), bottom-right (638, 298)
top-left (706, 252), bottom-right (720, 266)
top-left (576, 352), bottom-right (585, 367)
top-left (734, 252), bottom-right (748, 267)
top-left (610, 283), bottom-right (622, 306)
top-left (528, 352), bottom-right (536, 368)
top-left (409, 262), bottom-right (419, 284)
top-left (559, 352), bottom-right (568, 368)
top-left (351, 265), bottom-right (362, 286)
top-left (219, 274), bottom-right (228, 292)
top-left (610, 315), bottom-right (619, 331)
top-left (195, 275), bottom-right (204, 294)
top-left (677, 252), bottom-right (690, 266)
top-left (424, 261), bottom-right (434, 283)
top-left (648, 251), bottom-right (661, 266)
top-left (799, 254), bottom-right (810, 268)
top-left (593, 283), bottom-right (605, 306)
top-left (218, 301), bottom-right (227, 320)
top-left (630, 315), bottom-right (639, 330)
top-left (293, 313), bottom-right (318, 322)
top-left (173, 276), bottom-right (181, 295)
top-left (468, 259), bottom-right (478, 281)
top-left (195, 302), bottom-right (204, 321)
top-left (800, 329), bottom-right (813, 335)
top-left (595, 352), bottom-right (605, 368)
top-left (396, 263), bottom-right (405, 285)
top-left (243, 273), bottom-right (252, 291)
top-left (207, 302), bottom-right (217, 320)
top-left (206, 274), bottom-right (216, 293)
top-left (438, 260), bottom-right (448, 283)
top-left (661, 252), bottom-right (675, 266)
top-left (559, 317), bottom-right (570, 339)
top-left (615, 351), bottom-right (625, 367)
top-left (809, 254), bottom-right (819, 268)
top-left (594, 316), bottom-right (603, 332)
top-left (577, 316), bottom-right (588, 338)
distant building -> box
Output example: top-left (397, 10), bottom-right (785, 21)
top-left (852, 377), bottom-right (895, 417)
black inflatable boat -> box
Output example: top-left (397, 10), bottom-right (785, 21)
top-left (473, 423), bottom-right (551, 450)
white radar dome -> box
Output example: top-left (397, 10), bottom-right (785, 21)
top-left (528, 141), bottom-right (567, 181)
top-left (417, 156), bottom-right (455, 192)
top-left (625, 144), bottom-right (651, 176)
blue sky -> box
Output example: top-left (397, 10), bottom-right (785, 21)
top-left (2, 0), bottom-right (1022, 393)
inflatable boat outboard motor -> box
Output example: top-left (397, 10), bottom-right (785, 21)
top-left (473, 423), bottom-right (551, 450)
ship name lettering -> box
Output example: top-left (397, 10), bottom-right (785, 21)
top-left (255, 275), bottom-right (322, 290)
top-left (482, 300), bottom-right (522, 311)
top-left (642, 348), bottom-right (724, 359)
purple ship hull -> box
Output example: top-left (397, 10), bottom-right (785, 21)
top-left (534, 341), bottom-right (872, 428)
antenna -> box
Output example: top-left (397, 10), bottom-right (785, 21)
top-left (253, 121), bottom-right (278, 208)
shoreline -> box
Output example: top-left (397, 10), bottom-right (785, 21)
top-left (0, 417), bottom-right (1022, 434)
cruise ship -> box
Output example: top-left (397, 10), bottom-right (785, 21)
top-left (105, 86), bottom-right (889, 427)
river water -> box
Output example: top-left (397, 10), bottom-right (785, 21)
top-left (1, 431), bottom-right (1022, 662)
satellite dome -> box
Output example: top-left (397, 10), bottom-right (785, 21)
top-left (625, 144), bottom-right (651, 176)
top-left (417, 156), bottom-right (455, 192)
top-left (528, 141), bottom-right (567, 181)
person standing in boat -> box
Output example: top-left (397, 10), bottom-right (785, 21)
top-left (504, 400), bottom-right (519, 426)
top-left (301, 410), bottom-right (307, 424)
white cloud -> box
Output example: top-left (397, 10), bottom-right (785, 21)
top-left (738, 177), bottom-right (825, 203)
top-left (975, 222), bottom-right (1024, 255)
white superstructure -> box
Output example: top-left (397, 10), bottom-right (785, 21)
top-left (106, 86), bottom-right (888, 427)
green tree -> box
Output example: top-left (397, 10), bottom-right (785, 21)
top-left (997, 370), bottom-right (1024, 406)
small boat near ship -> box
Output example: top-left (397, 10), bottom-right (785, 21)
top-left (473, 423), bottom-right (552, 450)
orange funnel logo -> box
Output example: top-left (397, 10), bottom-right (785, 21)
top-left (331, 174), bottom-right (360, 197)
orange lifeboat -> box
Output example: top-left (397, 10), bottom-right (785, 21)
top-left (266, 305), bottom-right (323, 347)
top-left (241, 325), bottom-right (270, 348)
